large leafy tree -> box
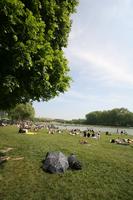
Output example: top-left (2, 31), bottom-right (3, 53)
top-left (0, 0), bottom-right (78, 110)
top-left (8, 103), bottom-right (35, 121)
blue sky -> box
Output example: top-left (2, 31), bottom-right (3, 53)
top-left (33, 0), bottom-right (133, 120)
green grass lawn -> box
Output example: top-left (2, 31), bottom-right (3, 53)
top-left (0, 126), bottom-right (133, 200)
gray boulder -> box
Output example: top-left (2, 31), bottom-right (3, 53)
top-left (42, 152), bottom-right (69, 173)
top-left (68, 154), bottom-right (82, 170)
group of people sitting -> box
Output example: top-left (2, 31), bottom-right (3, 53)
top-left (18, 122), bottom-right (43, 134)
top-left (83, 129), bottom-right (101, 139)
top-left (69, 129), bottom-right (81, 135)
top-left (48, 129), bottom-right (62, 134)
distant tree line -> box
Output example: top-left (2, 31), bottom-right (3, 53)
top-left (85, 108), bottom-right (133, 127)
top-left (65, 119), bottom-right (86, 125)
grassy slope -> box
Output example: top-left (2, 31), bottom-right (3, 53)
top-left (0, 126), bottom-right (133, 200)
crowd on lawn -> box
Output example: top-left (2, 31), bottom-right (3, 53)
top-left (18, 122), bottom-right (45, 133)
top-left (47, 126), bottom-right (102, 139)
top-left (1, 120), bottom-right (132, 145)
top-left (17, 122), bottom-right (101, 139)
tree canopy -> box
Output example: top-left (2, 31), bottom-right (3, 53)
top-left (8, 103), bottom-right (35, 121)
top-left (0, 0), bottom-right (78, 110)
top-left (85, 108), bottom-right (133, 127)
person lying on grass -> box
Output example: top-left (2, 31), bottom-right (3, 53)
top-left (110, 138), bottom-right (133, 144)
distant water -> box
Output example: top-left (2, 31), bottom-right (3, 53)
top-left (55, 124), bottom-right (133, 136)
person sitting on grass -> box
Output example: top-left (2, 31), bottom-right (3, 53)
top-left (18, 127), bottom-right (28, 134)
top-left (83, 131), bottom-right (87, 137)
top-left (87, 132), bottom-right (90, 138)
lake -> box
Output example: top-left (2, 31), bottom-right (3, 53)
top-left (55, 124), bottom-right (133, 136)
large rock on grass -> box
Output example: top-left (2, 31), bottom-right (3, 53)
top-left (42, 152), bottom-right (69, 173)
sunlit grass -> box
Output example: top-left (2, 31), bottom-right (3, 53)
top-left (0, 126), bottom-right (133, 200)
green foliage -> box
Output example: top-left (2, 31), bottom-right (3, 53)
top-left (8, 103), bottom-right (35, 120)
top-left (0, 0), bottom-right (78, 109)
top-left (85, 108), bottom-right (133, 127)
top-left (65, 118), bottom-right (86, 124)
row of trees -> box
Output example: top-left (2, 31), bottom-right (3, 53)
top-left (65, 119), bottom-right (86, 124)
top-left (3, 105), bottom-right (133, 127)
top-left (85, 108), bottom-right (133, 127)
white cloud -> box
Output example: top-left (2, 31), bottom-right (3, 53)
top-left (64, 0), bottom-right (133, 88)
top-left (69, 48), bottom-right (133, 84)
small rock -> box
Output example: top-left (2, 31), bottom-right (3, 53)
top-left (68, 154), bottom-right (82, 170)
